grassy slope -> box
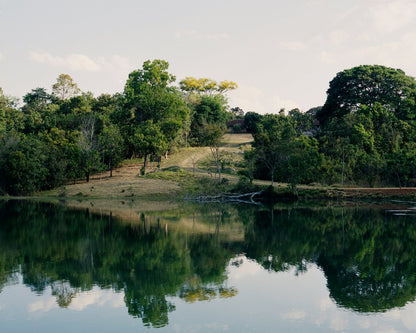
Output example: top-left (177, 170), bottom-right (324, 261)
top-left (35, 132), bottom-right (416, 202)
top-left (38, 133), bottom-right (253, 199)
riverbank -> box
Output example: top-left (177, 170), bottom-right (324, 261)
top-left (2, 133), bottom-right (415, 203)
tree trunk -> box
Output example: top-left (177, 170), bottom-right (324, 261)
top-left (86, 171), bottom-right (90, 183)
top-left (142, 154), bottom-right (148, 175)
top-left (210, 146), bottom-right (221, 183)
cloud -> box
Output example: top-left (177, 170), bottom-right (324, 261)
top-left (229, 84), bottom-right (266, 113)
top-left (328, 30), bottom-right (349, 47)
top-left (69, 289), bottom-right (124, 311)
top-left (319, 50), bottom-right (336, 64)
top-left (271, 94), bottom-right (301, 112)
top-left (281, 310), bottom-right (307, 320)
top-left (174, 30), bottom-right (229, 41)
top-left (29, 51), bottom-right (134, 74)
top-left (375, 329), bottom-right (399, 333)
top-left (369, 0), bottom-right (416, 33)
top-left (28, 298), bottom-right (59, 313)
top-left (230, 84), bottom-right (302, 114)
top-left (279, 41), bottom-right (306, 51)
top-left (30, 51), bottom-right (101, 72)
top-left (329, 313), bottom-right (348, 331)
top-left (0, 52), bottom-right (3, 61)
top-left (319, 297), bottom-right (333, 312)
top-left (96, 54), bottom-right (134, 71)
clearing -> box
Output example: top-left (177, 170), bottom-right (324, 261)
top-left (39, 133), bottom-right (254, 199)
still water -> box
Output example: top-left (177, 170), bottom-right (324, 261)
top-left (0, 199), bottom-right (416, 332)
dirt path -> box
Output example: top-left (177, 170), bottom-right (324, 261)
top-left (38, 133), bottom-right (253, 198)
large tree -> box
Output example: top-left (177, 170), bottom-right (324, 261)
top-left (123, 60), bottom-right (190, 157)
top-left (317, 65), bottom-right (416, 126)
top-left (317, 65), bottom-right (416, 186)
top-left (52, 74), bottom-right (81, 100)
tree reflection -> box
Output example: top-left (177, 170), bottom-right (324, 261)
top-left (1, 199), bottom-right (416, 322)
top-left (0, 200), bottom-right (237, 327)
top-left (243, 205), bottom-right (416, 312)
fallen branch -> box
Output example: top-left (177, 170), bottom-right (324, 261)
top-left (186, 191), bottom-right (263, 205)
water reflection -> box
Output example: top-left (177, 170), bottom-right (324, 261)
top-left (243, 206), bottom-right (416, 313)
top-left (0, 200), bottom-right (416, 328)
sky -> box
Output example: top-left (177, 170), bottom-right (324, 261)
top-left (1, 0), bottom-right (416, 114)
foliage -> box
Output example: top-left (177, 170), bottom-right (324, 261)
top-left (317, 65), bottom-right (416, 125)
top-left (189, 95), bottom-right (230, 146)
top-left (122, 60), bottom-right (190, 157)
top-left (52, 74), bottom-right (81, 100)
top-left (179, 77), bottom-right (237, 95)
top-left (2, 61), bottom-right (416, 193)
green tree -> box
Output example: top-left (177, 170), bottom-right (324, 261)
top-left (317, 65), bottom-right (416, 126)
top-left (189, 95), bottom-right (230, 146)
top-left (21, 88), bottom-right (57, 133)
top-left (52, 74), bottom-right (81, 100)
top-left (123, 60), bottom-right (190, 155)
top-left (98, 124), bottom-right (124, 177)
top-left (77, 116), bottom-right (103, 182)
top-left (132, 120), bottom-right (168, 175)
top-left (243, 112), bottom-right (263, 134)
top-left (0, 88), bottom-right (24, 136)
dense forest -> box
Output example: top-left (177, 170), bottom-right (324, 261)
top-left (0, 61), bottom-right (415, 195)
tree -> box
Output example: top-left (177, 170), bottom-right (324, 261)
top-left (189, 95), bottom-right (230, 146)
top-left (77, 116), bottom-right (103, 182)
top-left (22, 88), bottom-right (56, 133)
top-left (230, 106), bottom-right (244, 118)
top-left (132, 121), bottom-right (168, 175)
top-left (123, 60), bottom-right (190, 155)
top-left (179, 77), bottom-right (237, 95)
top-left (287, 108), bottom-right (314, 135)
top-left (281, 136), bottom-right (323, 189)
top-left (243, 112), bottom-right (263, 134)
top-left (23, 88), bottom-right (52, 110)
top-left (52, 74), bottom-right (81, 100)
top-left (251, 114), bottom-right (296, 186)
top-left (317, 65), bottom-right (416, 126)
top-left (0, 88), bottom-right (24, 136)
top-left (203, 123), bottom-right (226, 182)
top-left (98, 124), bottom-right (124, 177)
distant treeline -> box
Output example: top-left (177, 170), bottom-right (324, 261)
top-left (0, 62), bottom-right (415, 195)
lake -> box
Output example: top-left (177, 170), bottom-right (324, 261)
top-left (1, 199), bottom-right (416, 332)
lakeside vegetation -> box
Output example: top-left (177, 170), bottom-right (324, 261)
top-left (0, 61), bottom-right (415, 198)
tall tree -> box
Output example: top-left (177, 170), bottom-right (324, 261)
top-left (52, 74), bottom-right (81, 100)
top-left (251, 114), bottom-right (296, 186)
top-left (317, 65), bottom-right (416, 126)
top-left (132, 120), bottom-right (168, 175)
top-left (189, 94), bottom-right (231, 146)
top-left (98, 124), bottom-right (124, 177)
top-left (123, 60), bottom-right (190, 156)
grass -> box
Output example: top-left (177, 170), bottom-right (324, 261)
top-left (30, 132), bottom-right (416, 204)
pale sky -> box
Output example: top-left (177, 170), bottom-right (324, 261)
top-left (1, 0), bottom-right (416, 113)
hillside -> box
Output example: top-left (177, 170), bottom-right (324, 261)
top-left (38, 133), bottom-right (254, 199)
